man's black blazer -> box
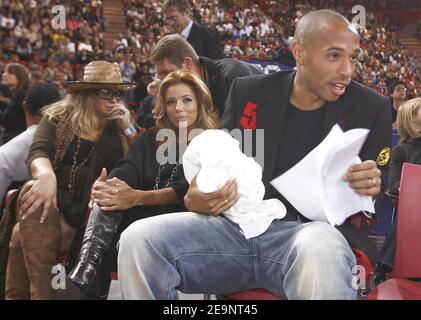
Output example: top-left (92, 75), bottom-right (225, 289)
top-left (187, 22), bottom-right (224, 60)
top-left (201, 56), bottom-right (262, 117)
top-left (220, 70), bottom-right (393, 262)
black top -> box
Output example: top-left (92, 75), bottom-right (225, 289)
top-left (390, 104), bottom-right (398, 123)
top-left (62, 137), bottom-right (95, 166)
top-left (99, 129), bottom-right (189, 273)
top-left (136, 95), bottom-right (155, 129)
top-left (108, 129), bottom-right (188, 229)
top-left (268, 103), bottom-right (327, 214)
top-left (389, 137), bottom-right (421, 194)
top-left (0, 89), bottom-right (26, 143)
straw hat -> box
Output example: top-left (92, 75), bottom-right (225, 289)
top-left (65, 60), bottom-right (136, 92)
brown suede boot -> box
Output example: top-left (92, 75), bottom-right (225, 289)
top-left (5, 245), bottom-right (30, 300)
top-left (5, 197), bottom-right (30, 300)
top-left (19, 208), bottom-right (61, 300)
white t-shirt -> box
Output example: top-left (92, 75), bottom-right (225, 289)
top-left (0, 125), bottom-right (38, 209)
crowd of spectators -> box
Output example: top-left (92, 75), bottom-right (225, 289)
top-left (0, 0), bottom-right (420, 102)
top-left (118, 0), bottom-right (420, 99)
top-left (0, 0), bottom-right (106, 95)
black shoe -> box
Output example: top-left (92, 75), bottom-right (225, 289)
top-left (67, 205), bottom-right (122, 298)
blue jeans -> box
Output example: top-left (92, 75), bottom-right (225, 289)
top-left (118, 212), bottom-right (357, 300)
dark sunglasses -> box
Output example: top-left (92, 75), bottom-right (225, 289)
top-left (94, 88), bottom-right (124, 100)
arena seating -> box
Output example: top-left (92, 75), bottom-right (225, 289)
top-left (368, 163), bottom-right (421, 300)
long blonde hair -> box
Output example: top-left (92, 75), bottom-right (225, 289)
top-left (154, 69), bottom-right (219, 131)
top-left (396, 98), bottom-right (421, 143)
top-left (43, 91), bottom-right (103, 136)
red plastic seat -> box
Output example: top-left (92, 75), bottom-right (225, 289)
top-left (225, 288), bottom-right (279, 300)
top-left (4, 189), bottom-right (17, 209)
top-left (368, 163), bottom-right (421, 300)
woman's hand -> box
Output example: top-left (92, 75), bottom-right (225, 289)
top-left (20, 172), bottom-right (57, 223)
top-left (147, 79), bottom-right (160, 97)
top-left (91, 177), bottom-right (144, 211)
top-left (107, 103), bottom-right (132, 131)
top-left (89, 167), bottom-right (108, 209)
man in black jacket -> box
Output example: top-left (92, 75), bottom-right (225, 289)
top-left (162, 0), bottom-right (224, 59)
top-left (150, 34), bottom-right (261, 117)
top-left (118, 10), bottom-right (392, 300)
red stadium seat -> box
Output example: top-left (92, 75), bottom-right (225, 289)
top-left (368, 163), bottom-right (421, 300)
top-left (4, 189), bottom-right (18, 210)
top-left (224, 288), bottom-right (280, 300)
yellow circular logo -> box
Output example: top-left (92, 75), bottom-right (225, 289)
top-left (376, 147), bottom-right (391, 166)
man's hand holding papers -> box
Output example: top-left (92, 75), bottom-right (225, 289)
top-left (271, 124), bottom-right (381, 226)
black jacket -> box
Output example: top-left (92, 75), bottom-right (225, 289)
top-left (0, 89), bottom-right (26, 143)
top-left (201, 56), bottom-right (262, 117)
top-left (389, 137), bottom-right (421, 194)
top-left (187, 23), bottom-right (224, 60)
top-left (220, 70), bottom-right (393, 263)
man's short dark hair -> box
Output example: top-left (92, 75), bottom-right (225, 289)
top-left (150, 34), bottom-right (199, 66)
top-left (162, 0), bottom-right (191, 12)
top-left (388, 81), bottom-right (406, 95)
top-left (25, 82), bottom-right (61, 115)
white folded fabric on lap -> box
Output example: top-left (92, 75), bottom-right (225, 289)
top-left (183, 129), bottom-right (286, 239)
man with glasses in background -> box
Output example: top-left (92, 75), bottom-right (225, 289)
top-left (162, 0), bottom-right (224, 59)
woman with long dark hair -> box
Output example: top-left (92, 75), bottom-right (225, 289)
top-left (0, 63), bottom-right (30, 143)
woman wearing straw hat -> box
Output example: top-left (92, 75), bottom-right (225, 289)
top-left (5, 61), bottom-right (138, 300)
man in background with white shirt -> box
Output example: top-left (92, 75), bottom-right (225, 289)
top-left (162, 0), bottom-right (224, 59)
top-left (0, 83), bottom-right (60, 210)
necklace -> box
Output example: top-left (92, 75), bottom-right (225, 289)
top-left (153, 160), bottom-right (180, 190)
top-left (67, 131), bottom-right (103, 194)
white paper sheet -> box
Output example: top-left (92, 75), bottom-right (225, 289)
top-left (270, 124), bottom-right (374, 226)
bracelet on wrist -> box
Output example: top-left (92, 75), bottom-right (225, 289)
top-left (124, 125), bottom-right (137, 137)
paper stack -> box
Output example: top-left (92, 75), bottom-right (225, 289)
top-left (271, 124), bottom-right (374, 226)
